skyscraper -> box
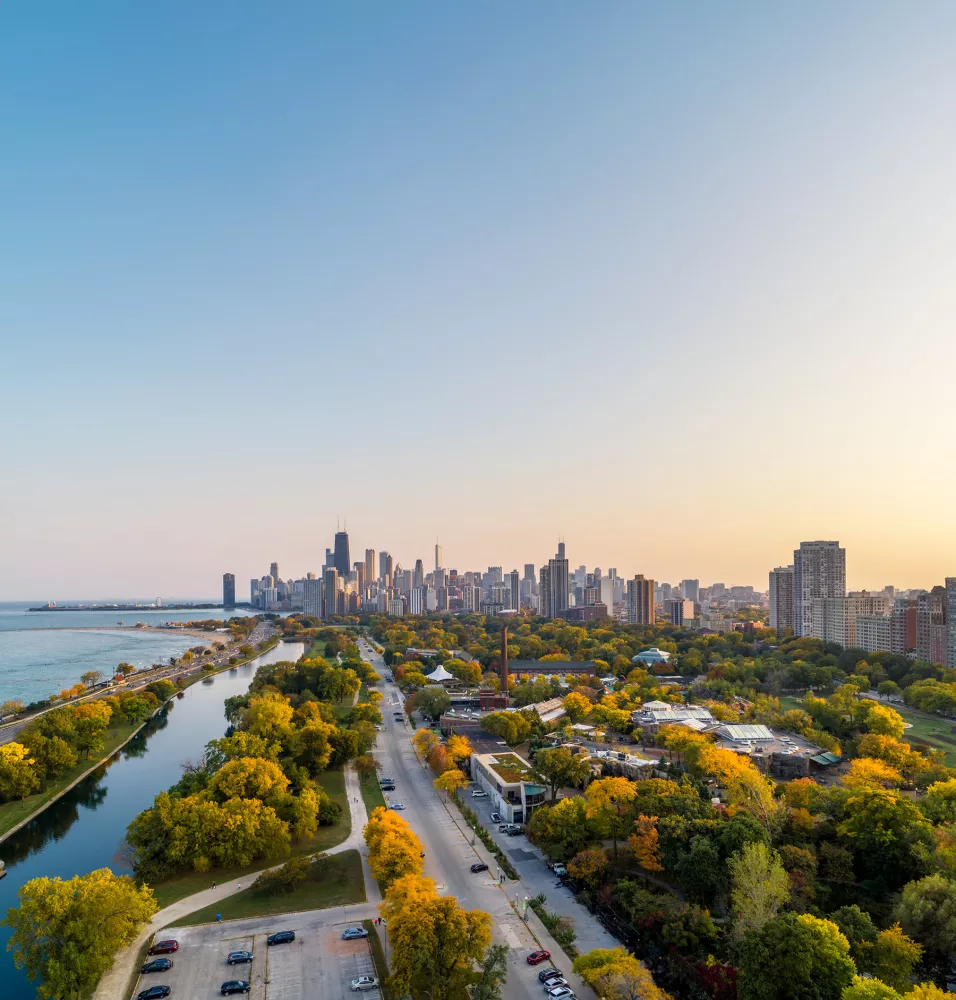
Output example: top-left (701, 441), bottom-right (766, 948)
top-left (769, 566), bottom-right (795, 632)
top-left (539, 565), bottom-right (552, 619)
top-left (435, 542), bottom-right (443, 571)
top-left (270, 562), bottom-right (280, 584)
top-left (303, 577), bottom-right (322, 617)
top-left (250, 578), bottom-right (260, 606)
top-left (413, 559), bottom-right (424, 590)
top-left (917, 587), bottom-right (947, 665)
top-left (793, 541), bottom-right (846, 638)
top-left (626, 575), bottom-right (655, 624)
top-left (508, 570), bottom-right (520, 611)
top-left (333, 529), bottom-right (350, 577)
top-left (323, 568), bottom-right (338, 618)
top-left (380, 551), bottom-right (393, 588)
top-left (365, 549), bottom-right (376, 586)
top-left (680, 579), bottom-right (700, 603)
top-left (548, 543), bottom-right (569, 619)
top-left (222, 573), bottom-right (236, 608)
top-left (946, 578), bottom-right (956, 670)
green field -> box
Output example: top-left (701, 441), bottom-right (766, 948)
top-left (360, 773), bottom-right (386, 816)
top-left (173, 849), bottom-right (365, 925)
top-left (150, 767), bottom-right (350, 908)
top-left (0, 720), bottom-right (143, 839)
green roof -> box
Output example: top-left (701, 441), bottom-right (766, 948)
top-left (810, 752), bottom-right (841, 765)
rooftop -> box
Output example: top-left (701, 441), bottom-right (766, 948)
top-left (478, 751), bottom-right (532, 783)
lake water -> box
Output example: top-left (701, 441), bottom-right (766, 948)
top-left (0, 639), bottom-right (304, 1000)
top-left (0, 602), bottom-right (257, 705)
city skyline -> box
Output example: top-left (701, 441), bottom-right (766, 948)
top-left (6, 4), bottom-right (956, 598)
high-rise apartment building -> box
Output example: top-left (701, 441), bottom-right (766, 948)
top-left (270, 562), bottom-right (280, 584)
top-left (250, 578), bottom-right (260, 606)
top-left (917, 587), bottom-right (947, 665)
top-left (946, 578), bottom-right (956, 670)
top-left (380, 551), bottom-right (392, 587)
top-left (626, 575), bottom-right (655, 624)
top-left (545, 543), bottom-right (570, 620)
top-left (508, 570), bottom-right (520, 611)
top-left (680, 579), bottom-right (700, 603)
top-left (303, 577), bottom-right (322, 617)
top-left (664, 598), bottom-right (694, 626)
top-left (222, 573), bottom-right (236, 608)
top-left (323, 568), bottom-right (338, 618)
top-left (365, 549), bottom-right (376, 585)
top-left (435, 543), bottom-right (443, 572)
top-left (793, 541), bottom-right (846, 637)
top-left (539, 566), bottom-right (552, 619)
top-left (333, 530), bottom-right (350, 578)
top-left (769, 566), bottom-right (795, 633)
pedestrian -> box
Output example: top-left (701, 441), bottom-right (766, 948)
top-left (237, 883), bottom-right (241, 890)
top-left (217, 913), bottom-right (222, 922)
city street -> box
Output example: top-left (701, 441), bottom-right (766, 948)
top-left (358, 638), bottom-right (582, 1000)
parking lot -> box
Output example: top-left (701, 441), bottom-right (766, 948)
top-left (134, 913), bottom-right (381, 1000)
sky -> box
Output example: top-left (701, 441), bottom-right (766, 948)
top-left (4, 2), bottom-right (956, 599)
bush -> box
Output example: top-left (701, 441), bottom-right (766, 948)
top-left (457, 802), bottom-right (519, 880)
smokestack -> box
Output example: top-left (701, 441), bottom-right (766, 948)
top-left (500, 621), bottom-right (509, 696)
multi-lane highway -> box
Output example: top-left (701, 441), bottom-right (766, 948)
top-left (357, 637), bottom-right (583, 1000)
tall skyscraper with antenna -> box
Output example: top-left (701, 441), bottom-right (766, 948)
top-left (435, 541), bottom-right (443, 571)
top-left (333, 522), bottom-right (350, 578)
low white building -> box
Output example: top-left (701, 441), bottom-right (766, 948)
top-left (632, 647), bottom-right (672, 666)
top-left (470, 752), bottom-right (548, 823)
top-left (631, 703), bottom-right (716, 734)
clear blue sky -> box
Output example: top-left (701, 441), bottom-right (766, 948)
top-left (4, 2), bottom-right (956, 598)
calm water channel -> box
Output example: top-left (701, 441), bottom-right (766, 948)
top-left (0, 640), bottom-right (304, 1000)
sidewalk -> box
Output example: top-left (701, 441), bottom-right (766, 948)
top-left (94, 764), bottom-right (369, 1000)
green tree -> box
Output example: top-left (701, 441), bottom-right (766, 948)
top-left (21, 732), bottom-right (77, 780)
top-left (3, 868), bottom-right (157, 1000)
top-left (676, 836), bottom-right (723, 907)
top-left (868, 923), bottom-right (922, 993)
top-left (840, 979), bottom-right (901, 1000)
top-left (414, 686), bottom-right (452, 720)
top-left (831, 905), bottom-right (878, 967)
top-left (526, 796), bottom-right (594, 860)
top-left (80, 670), bottom-right (103, 689)
top-left (729, 841), bottom-right (791, 939)
top-left (531, 746), bottom-right (592, 801)
top-left (922, 778), bottom-right (956, 824)
top-left (72, 715), bottom-right (108, 759)
top-left (471, 943), bottom-right (509, 1000)
top-left (737, 912), bottom-right (855, 1000)
top-left (894, 873), bottom-right (956, 963)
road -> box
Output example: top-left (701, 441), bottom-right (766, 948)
top-left (358, 638), bottom-right (578, 1000)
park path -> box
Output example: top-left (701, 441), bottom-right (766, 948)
top-left (94, 764), bottom-right (374, 1000)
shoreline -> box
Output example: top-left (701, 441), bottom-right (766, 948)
top-left (0, 635), bottom-right (285, 845)
top-left (0, 625), bottom-right (226, 640)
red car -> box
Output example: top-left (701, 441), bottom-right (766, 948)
top-left (148, 940), bottom-right (179, 955)
top-left (527, 950), bottom-right (551, 965)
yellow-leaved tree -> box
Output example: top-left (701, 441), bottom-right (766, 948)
top-left (572, 947), bottom-right (672, 1000)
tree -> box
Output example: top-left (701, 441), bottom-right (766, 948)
top-left (3, 868), bottom-right (158, 1000)
top-left (290, 719), bottom-right (336, 775)
top-left (80, 670), bottom-right (103, 689)
top-left (0, 699), bottom-right (26, 717)
top-left (572, 948), bottom-right (671, 1000)
top-left (207, 756), bottom-right (289, 806)
top-left (676, 836), bottom-right (723, 907)
top-left (627, 815), bottom-right (663, 872)
top-left (434, 768), bottom-right (469, 798)
top-left (354, 754), bottom-right (382, 782)
top-left (412, 729), bottom-right (441, 755)
top-left (0, 743), bottom-right (40, 801)
top-left (842, 757), bottom-right (903, 790)
top-left (831, 905), bottom-right (878, 966)
top-left (364, 807), bottom-right (424, 889)
top-left (471, 942), bottom-right (509, 1000)
top-left (245, 691), bottom-right (294, 739)
top-left (857, 734), bottom-right (927, 781)
top-left (866, 704), bottom-right (907, 740)
top-left (729, 841), bottom-right (790, 939)
top-left (21, 732), bottom-right (77, 780)
top-left (877, 681), bottom-right (901, 700)
top-left (840, 980), bottom-right (901, 1000)
top-left (736, 912), bottom-right (855, 1000)
top-left (586, 776), bottom-right (637, 859)
top-left (867, 923), bottom-right (922, 993)
top-left (922, 777), bottom-right (956, 823)
top-left (531, 746), bottom-right (592, 801)
top-left (445, 733), bottom-right (473, 765)
top-left (414, 686), bottom-right (452, 720)
top-left (526, 796), bottom-right (594, 860)
top-left (894, 873), bottom-right (956, 962)
top-left (563, 691), bottom-right (592, 723)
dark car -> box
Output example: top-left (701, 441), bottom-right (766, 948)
top-left (381, 783), bottom-right (396, 791)
top-left (227, 951), bottom-right (253, 965)
top-left (148, 940), bottom-right (179, 955)
top-left (537, 968), bottom-right (562, 983)
top-left (267, 931), bottom-right (295, 946)
top-left (137, 988), bottom-right (171, 1000)
top-left (506, 826), bottom-right (524, 836)
top-left (470, 863), bottom-right (489, 873)
top-left (527, 950), bottom-right (551, 965)
top-left (141, 959), bottom-right (173, 974)
top-left (221, 981), bottom-right (250, 995)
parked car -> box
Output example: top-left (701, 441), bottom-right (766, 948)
top-left (342, 927), bottom-right (369, 940)
top-left (506, 826), bottom-right (524, 836)
top-left (141, 959), bottom-right (173, 974)
top-left (542, 978), bottom-right (568, 991)
top-left (546, 988), bottom-right (575, 1000)
top-left (537, 968), bottom-right (562, 983)
top-left (148, 940), bottom-right (179, 955)
top-left (267, 931), bottom-right (295, 946)
top-left (227, 951), bottom-right (253, 965)
top-left (391, 802), bottom-right (406, 811)
top-left (527, 950), bottom-right (552, 965)
top-left (470, 863), bottom-right (489, 873)
top-left (490, 812), bottom-right (502, 823)
top-left (221, 982), bottom-right (250, 996)
top-left (471, 789), bottom-right (488, 798)
top-left (137, 989), bottom-right (171, 1000)
top-left (351, 976), bottom-right (380, 991)
top-left (498, 823), bottom-right (511, 833)
top-left (379, 777), bottom-right (395, 784)
top-left (381, 783), bottom-right (396, 791)
top-left (551, 864), bottom-right (567, 877)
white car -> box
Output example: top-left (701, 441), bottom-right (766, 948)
top-left (546, 988), bottom-right (575, 1000)
top-left (391, 803), bottom-right (407, 811)
top-left (471, 790), bottom-right (488, 798)
top-left (351, 977), bottom-right (379, 992)
top-left (542, 978), bottom-right (568, 991)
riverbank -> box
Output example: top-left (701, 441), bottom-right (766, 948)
top-left (0, 634), bottom-right (284, 844)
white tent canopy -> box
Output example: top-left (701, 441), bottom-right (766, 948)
top-left (425, 664), bottom-right (456, 683)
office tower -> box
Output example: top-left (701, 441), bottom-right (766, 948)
top-left (260, 586), bottom-right (278, 608)
top-left (323, 568), bottom-right (338, 618)
top-left (379, 551), bottom-right (392, 587)
top-left (769, 566), bottom-right (795, 632)
top-left (353, 561), bottom-right (365, 591)
top-left (664, 598), bottom-right (694, 626)
top-left (333, 529), bottom-right (350, 577)
top-left (413, 559), bottom-right (424, 589)
top-left (409, 587), bottom-right (425, 615)
top-left (487, 566), bottom-right (503, 586)
top-left (222, 573), bottom-right (235, 608)
top-left (547, 543), bottom-right (570, 619)
top-left (508, 569), bottom-right (520, 611)
top-left (600, 575), bottom-right (614, 612)
top-left (523, 564), bottom-right (535, 581)
top-left (947, 578), bottom-right (956, 669)
top-left (250, 578), bottom-right (260, 606)
top-left (262, 574), bottom-right (274, 590)
top-left (680, 579), bottom-right (700, 603)
top-left (435, 542), bottom-right (443, 572)
top-left (500, 622), bottom-right (510, 694)
top-left (303, 578), bottom-right (322, 617)
top-left (626, 575), bottom-right (655, 625)
top-left (793, 541), bottom-right (846, 638)
top-left (710, 582), bottom-right (726, 598)
top-left (539, 565), bottom-right (552, 619)
top-left (583, 586), bottom-right (600, 606)
top-left (917, 587), bottom-right (947, 664)
top-left (270, 562), bottom-right (280, 584)
top-left (365, 549), bottom-right (376, 585)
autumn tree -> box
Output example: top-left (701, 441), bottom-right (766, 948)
top-left (364, 806), bottom-right (423, 889)
top-left (627, 815), bottom-right (663, 872)
top-left (842, 758), bottom-right (903, 790)
top-left (0, 743), bottom-right (41, 801)
top-left (80, 670), bottom-right (103, 689)
top-left (563, 691), bottom-right (593, 723)
top-left (434, 768), bottom-right (469, 799)
top-left (445, 733), bottom-right (473, 765)
top-left (526, 795), bottom-right (594, 860)
top-left (412, 729), bottom-right (441, 756)
top-left (865, 704), bottom-right (907, 740)
top-left (586, 776), bottom-right (637, 859)
top-left (567, 847), bottom-right (609, 886)
top-left (3, 868), bottom-right (157, 1000)
top-left (867, 923), bottom-right (922, 993)
top-left (354, 754), bottom-right (382, 782)
top-left (729, 841), bottom-right (790, 939)
top-left (572, 948), bottom-right (671, 1000)
top-left (531, 746), bottom-right (592, 801)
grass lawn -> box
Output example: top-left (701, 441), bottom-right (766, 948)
top-left (364, 918), bottom-right (392, 1000)
top-left (360, 774), bottom-right (386, 816)
top-left (172, 849), bottom-right (365, 926)
top-left (150, 767), bottom-right (351, 908)
top-left (0, 721), bottom-right (143, 839)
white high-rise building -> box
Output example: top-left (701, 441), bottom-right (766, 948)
top-left (435, 542), bottom-right (443, 571)
top-left (769, 566), bottom-right (795, 633)
top-left (303, 578), bottom-right (322, 617)
top-left (793, 541), bottom-right (846, 637)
